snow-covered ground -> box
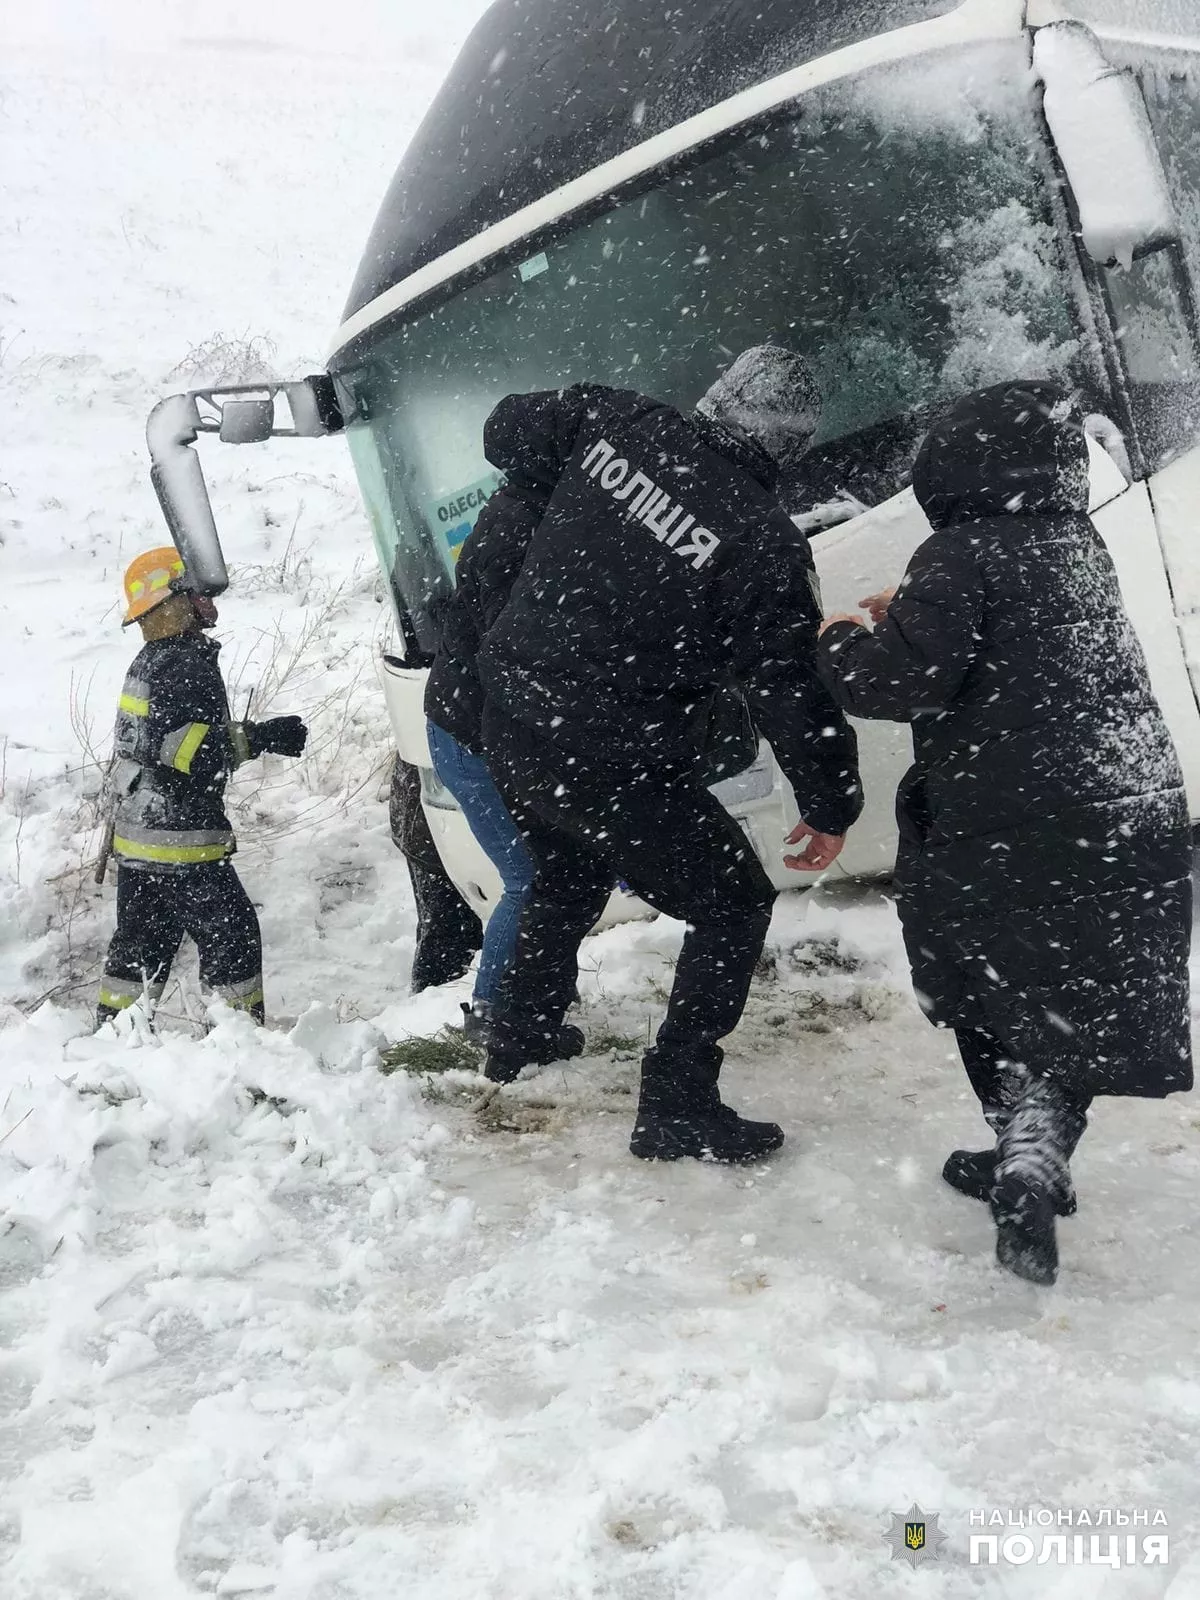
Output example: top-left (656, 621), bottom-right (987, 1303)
top-left (4, 8), bottom-right (1200, 1598)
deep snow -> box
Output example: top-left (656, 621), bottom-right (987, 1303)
top-left (4, 7), bottom-right (1200, 1599)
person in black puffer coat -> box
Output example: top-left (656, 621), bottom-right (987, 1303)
top-left (817, 381), bottom-right (1192, 1286)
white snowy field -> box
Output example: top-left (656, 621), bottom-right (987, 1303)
top-left (3, 7), bottom-right (1200, 1598)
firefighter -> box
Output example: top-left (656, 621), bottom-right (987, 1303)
top-left (96, 548), bottom-right (308, 1028)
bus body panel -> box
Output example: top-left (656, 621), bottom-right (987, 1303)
top-left (1094, 465), bottom-right (1200, 813)
top-left (1145, 443), bottom-right (1200, 734)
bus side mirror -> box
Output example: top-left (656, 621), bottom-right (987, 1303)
top-left (218, 397), bottom-right (275, 444)
top-left (286, 374), bottom-right (344, 437)
top-left (1034, 21), bottom-right (1179, 270)
top-left (146, 375), bottom-right (343, 594)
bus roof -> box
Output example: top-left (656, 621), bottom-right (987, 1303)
top-left (340, 0), bottom-right (962, 329)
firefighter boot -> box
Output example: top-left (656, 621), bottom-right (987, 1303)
top-left (629, 1044), bottom-right (784, 1163)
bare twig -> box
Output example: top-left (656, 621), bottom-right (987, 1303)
top-left (0, 1109), bottom-right (33, 1150)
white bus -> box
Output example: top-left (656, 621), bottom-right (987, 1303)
top-left (151, 0), bottom-right (1200, 922)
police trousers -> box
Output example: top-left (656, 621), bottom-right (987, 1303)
top-left (481, 703), bottom-right (776, 1069)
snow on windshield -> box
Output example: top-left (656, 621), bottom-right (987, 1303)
top-left (938, 201), bottom-right (1080, 394)
top-left (812, 46), bottom-right (1082, 431)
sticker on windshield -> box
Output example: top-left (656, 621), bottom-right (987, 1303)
top-left (518, 252), bottom-right (549, 282)
top-left (431, 471), bottom-right (503, 564)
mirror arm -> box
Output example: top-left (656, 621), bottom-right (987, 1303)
top-left (144, 375), bottom-right (343, 596)
top-left (1034, 21), bottom-right (1179, 269)
top-left (147, 393), bottom-right (229, 596)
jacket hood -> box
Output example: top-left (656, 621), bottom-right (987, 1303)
top-left (483, 399), bottom-right (562, 492)
top-left (695, 344), bottom-right (820, 472)
top-left (912, 381), bottom-right (1090, 531)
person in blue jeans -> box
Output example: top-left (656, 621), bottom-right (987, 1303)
top-left (425, 720), bottom-right (540, 1038)
top-left (423, 442), bottom-right (584, 1061)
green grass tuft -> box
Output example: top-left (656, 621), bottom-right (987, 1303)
top-left (378, 1027), bottom-right (482, 1076)
top-left (587, 1028), bottom-right (644, 1058)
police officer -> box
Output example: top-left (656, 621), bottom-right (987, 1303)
top-left (477, 347), bottom-right (863, 1162)
top-left (96, 548), bottom-right (308, 1027)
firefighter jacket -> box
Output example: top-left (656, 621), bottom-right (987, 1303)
top-left (477, 384), bottom-right (863, 837)
top-left (109, 633), bottom-right (249, 870)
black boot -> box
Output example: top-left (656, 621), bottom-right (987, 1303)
top-left (462, 1001), bottom-right (491, 1047)
top-left (942, 1149), bottom-right (1077, 1216)
top-left (483, 1022), bottom-right (586, 1083)
top-left (990, 1078), bottom-right (1087, 1287)
top-left (943, 1094), bottom-right (1078, 1216)
top-left (629, 1045), bottom-right (783, 1163)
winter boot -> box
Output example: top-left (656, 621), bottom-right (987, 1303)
top-left (990, 1078), bottom-right (1087, 1287)
top-left (943, 1148), bottom-right (1077, 1214)
top-left (629, 1045), bottom-right (784, 1164)
top-left (483, 1021), bottom-right (586, 1084)
top-left (461, 1001), bottom-right (491, 1047)
top-left (943, 1101), bottom-right (1077, 1216)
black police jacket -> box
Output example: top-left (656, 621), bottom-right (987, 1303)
top-left (425, 477), bottom-right (550, 754)
top-left (476, 384), bottom-right (863, 836)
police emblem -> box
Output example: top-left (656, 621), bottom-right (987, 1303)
top-left (883, 1503), bottom-right (947, 1569)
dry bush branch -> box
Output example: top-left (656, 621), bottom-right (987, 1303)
top-left (68, 669), bottom-right (109, 830)
top-left (221, 582), bottom-right (393, 853)
top-left (168, 332), bottom-right (280, 386)
top-left (229, 506), bottom-right (316, 599)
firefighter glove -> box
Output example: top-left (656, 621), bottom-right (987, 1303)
top-left (248, 716), bottom-right (309, 758)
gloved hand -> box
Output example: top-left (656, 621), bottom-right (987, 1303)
top-left (248, 716), bottom-right (308, 758)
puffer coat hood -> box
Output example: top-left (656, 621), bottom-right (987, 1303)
top-left (913, 381), bottom-right (1090, 531)
top-left (484, 395), bottom-right (563, 492)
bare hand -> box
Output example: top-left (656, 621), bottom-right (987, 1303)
top-left (858, 587), bottom-right (897, 625)
top-left (818, 612), bottom-right (865, 637)
top-left (782, 820), bottom-right (846, 872)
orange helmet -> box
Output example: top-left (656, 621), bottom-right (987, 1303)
top-left (122, 547), bottom-right (187, 624)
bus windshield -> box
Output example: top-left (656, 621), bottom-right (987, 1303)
top-left (335, 39), bottom-right (1094, 657)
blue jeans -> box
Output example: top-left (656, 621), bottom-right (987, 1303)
top-left (426, 720), bottom-right (534, 1005)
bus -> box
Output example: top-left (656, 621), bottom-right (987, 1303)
top-left (149, 0), bottom-right (1200, 924)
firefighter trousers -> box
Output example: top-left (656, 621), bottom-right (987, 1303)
top-left (481, 703), bottom-right (776, 1068)
top-left (98, 860), bottom-right (264, 1024)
